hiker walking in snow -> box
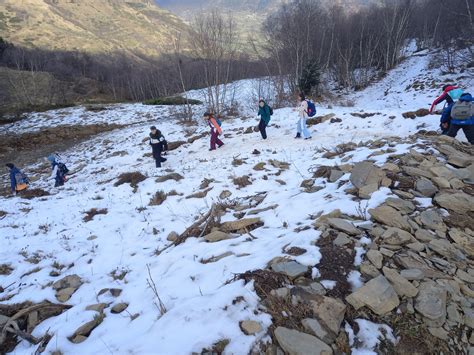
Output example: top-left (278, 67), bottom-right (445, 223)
top-left (441, 93), bottom-right (474, 144)
top-left (47, 154), bottom-right (69, 187)
top-left (430, 84), bottom-right (464, 134)
top-left (295, 93), bottom-right (312, 139)
top-left (204, 112), bottom-right (224, 151)
top-left (257, 99), bottom-right (272, 140)
top-left (149, 126), bottom-right (168, 168)
top-left (6, 163), bottom-right (29, 195)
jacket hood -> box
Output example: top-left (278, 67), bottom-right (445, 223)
top-left (460, 93), bottom-right (473, 102)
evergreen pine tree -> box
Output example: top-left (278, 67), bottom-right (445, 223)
top-left (298, 60), bottom-right (321, 96)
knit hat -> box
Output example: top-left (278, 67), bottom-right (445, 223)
top-left (203, 112), bottom-right (211, 117)
top-left (47, 154), bottom-right (57, 164)
top-left (150, 126), bottom-right (157, 130)
top-left (5, 163), bottom-right (14, 169)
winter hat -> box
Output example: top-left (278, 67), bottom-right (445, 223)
top-left (5, 163), bottom-right (14, 169)
top-left (203, 112), bottom-right (211, 117)
top-left (150, 126), bottom-right (157, 130)
top-left (47, 154), bottom-right (57, 164)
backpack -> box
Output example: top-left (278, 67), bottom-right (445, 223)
top-left (15, 171), bottom-right (29, 185)
top-left (216, 118), bottom-right (222, 127)
top-left (306, 100), bottom-right (317, 117)
top-left (57, 162), bottom-right (69, 175)
top-left (269, 106), bottom-right (274, 116)
top-left (451, 100), bottom-right (474, 120)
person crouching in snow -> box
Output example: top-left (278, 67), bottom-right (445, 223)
top-left (204, 112), bottom-right (224, 150)
top-left (6, 163), bottom-right (29, 195)
top-left (296, 93), bottom-right (312, 139)
top-left (257, 99), bottom-right (272, 140)
top-left (149, 126), bottom-right (168, 168)
top-left (47, 154), bottom-right (69, 187)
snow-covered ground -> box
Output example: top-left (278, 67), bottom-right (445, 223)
top-left (1, 50), bottom-right (473, 354)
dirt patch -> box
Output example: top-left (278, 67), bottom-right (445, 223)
top-left (19, 188), bottom-right (51, 200)
top-left (266, 293), bottom-right (314, 332)
top-left (149, 191), bottom-right (167, 206)
top-left (83, 208), bottom-right (108, 222)
top-left (0, 124), bottom-right (123, 167)
top-left (351, 112), bottom-right (378, 118)
top-left (232, 269), bottom-right (288, 298)
top-left (313, 165), bottom-right (332, 179)
top-left (0, 263), bottom-right (13, 275)
top-left (285, 247), bottom-right (307, 256)
top-left (186, 187), bottom-right (213, 199)
top-left (114, 172), bottom-right (147, 192)
top-left (315, 231), bottom-right (354, 298)
top-left (167, 141), bottom-right (187, 151)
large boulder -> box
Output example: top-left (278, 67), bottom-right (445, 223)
top-left (327, 218), bottom-right (360, 236)
top-left (434, 192), bottom-right (474, 214)
top-left (346, 275), bottom-right (399, 315)
top-left (350, 162), bottom-right (385, 189)
top-left (274, 327), bottom-right (333, 355)
top-left (369, 206), bottom-right (412, 231)
top-left (415, 281), bottom-right (447, 327)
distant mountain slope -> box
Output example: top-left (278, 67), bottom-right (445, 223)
top-left (0, 0), bottom-right (189, 58)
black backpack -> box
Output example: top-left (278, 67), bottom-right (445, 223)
top-left (269, 106), bottom-right (274, 116)
top-left (57, 162), bottom-right (69, 175)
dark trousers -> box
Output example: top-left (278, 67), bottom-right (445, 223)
top-left (447, 124), bottom-right (474, 144)
top-left (152, 145), bottom-right (166, 167)
top-left (210, 130), bottom-right (224, 150)
top-left (259, 119), bottom-right (268, 139)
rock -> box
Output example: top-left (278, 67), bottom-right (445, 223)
top-left (274, 327), bottom-right (333, 355)
top-left (327, 218), bottom-right (360, 236)
top-left (270, 287), bottom-right (290, 298)
top-left (302, 318), bottom-right (334, 344)
top-left (385, 198), bottom-right (416, 214)
top-left (382, 227), bottom-right (414, 245)
top-left (346, 275), bottom-right (399, 315)
top-left (449, 178), bottom-right (464, 189)
top-left (434, 192), bottom-right (474, 214)
top-left (432, 177), bottom-right (451, 189)
top-left (56, 287), bottom-right (77, 302)
top-left (379, 247), bottom-right (395, 257)
top-left (463, 307), bottom-right (474, 328)
top-left (400, 269), bottom-right (424, 280)
top-left (429, 239), bottom-right (465, 262)
top-left (350, 162), bottom-right (385, 189)
top-left (382, 162), bottom-right (400, 172)
top-left (369, 206), bottom-right (412, 231)
top-left (414, 229), bottom-right (436, 243)
top-left (333, 233), bottom-right (351, 247)
top-left (415, 281), bottom-right (447, 327)
top-left (271, 261), bottom-right (308, 279)
top-left (86, 303), bottom-right (107, 313)
top-left (219, 190), bottom-right (232, 199)
top-left (220, 218), bottom-right (262, 233)
top-left (69, 315), bottom-right (103, 343)
top-left (167, 231), bottom-right (179, 242)
top-left (360, 262), bottom-right (381, 278)
top-left (393, 190), bottom-right (415, 199)
top-left (366, 250), bottom-right (383, 269)
top-left (311, 296), bottom-right (346, 335)
top-left (407, 242), bottom-right (425, 252)
top-left (329, 170), bottom-right (344, 182)
top-left (456, 269), bottom-right (474, 283)
top-left (454, 164), bottom-right (474, 183)
top-left (415, 178), bottom-right (438, 197)
top-left (430, 166), bottom-right (456, 179)
top-left (382, 267), bottom-right (418, 298)
top-left (418, 209), bottom-right (447, 232)
top-left (358, 183), bottom-right (379, 199)
top-left (301, 179), bottom-right (314, 188)
top-left (52, 274), bottom-right (82, 291)
top-left (111, 303), bottom-right (128, 314)
top-left (240, 320), bottom-right (262, 335)
top-left (395, 254), bottom-right (448, 279)
top-left (428, 327), bottom-right (448, 340)
top-left (110, 288), bottom-right (122, 297)
top-left (447, 303), bottom-right (462, 324)
top-left (204, 231), bottom-right (232, 242)
top-left (447, 152), bottom-right (473, 168)
top-left (403, 166), bottom-right (433, 179)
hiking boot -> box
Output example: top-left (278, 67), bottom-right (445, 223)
top-left (160, 157), bottom-right (167, 162)
top-left (209, 148), bottom-right (216, 151)
top-left (305, 137), bottom-right (312, 140)
top-left (295, 133), bottom-right (301, 139)
top-left (218, 143), bottom-right (224, 148)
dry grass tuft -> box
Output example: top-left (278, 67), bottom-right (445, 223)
top-left (83, 208), bottom-right (108, 222)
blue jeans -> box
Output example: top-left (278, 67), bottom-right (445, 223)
top-left (297, 118), bottom-right (311, 138)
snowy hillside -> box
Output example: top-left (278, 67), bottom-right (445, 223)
top-left (0, 50), bottom-right (473, 354)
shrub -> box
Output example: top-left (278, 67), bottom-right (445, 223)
top-left (143, 96), bottom-right (202, 106)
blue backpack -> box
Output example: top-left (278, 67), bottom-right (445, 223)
top-left (306, 100), bottom-right (317, 117)
top-left (216, 118), bottom-right (222, 127)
